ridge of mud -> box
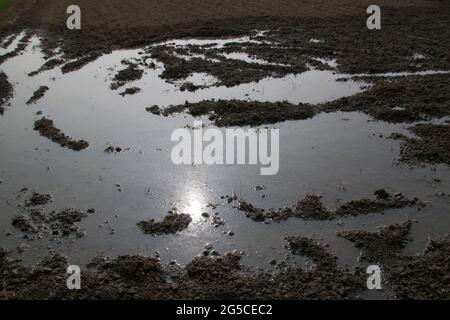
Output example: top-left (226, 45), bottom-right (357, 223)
top-left (236, 190), bottom-right (421, 222)
top-left (34, 117), bottom-right (89, 151)
top-left (137, 213), bottom-right (192, 235)
top-left (161, 99), bottom-right (316, 127)
top-left (157, 74), bottom-right (450, 127)
top-left (0, 71), bottom-right (13, 114)
top-left (26, 86), bottom-right (49, 104)
top-left (110, 63), bottom-right (144, 90)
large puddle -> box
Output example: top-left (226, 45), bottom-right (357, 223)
top-left (1, 32), bottom-right (449, 269)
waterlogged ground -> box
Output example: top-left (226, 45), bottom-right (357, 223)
top-left (1, 30), bottom-right (450, 298)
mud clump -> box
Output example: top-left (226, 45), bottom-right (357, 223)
top-left (111, 64), bottom-right (144, 90)
top-left (237, 190), bottom-right (420, 222)
top-left (338, 222), bottom-right (450, 299)
top-left (12, 208), bottom-right (90, 238)
top-left (146, 105), bottom-right (161, 115)
top-left (119, 87), bottom-right (141, 96)
top-left (162, 99), bottom-right (316, 127)
top-left (398, 124), bottom-right (450, 165)
top-left (338, 221), bottom-right (412, 262)
top-left (29, 58), bottom-right (65, 77)
top-left (25, 192), bottom-right (52, 206)
top-left (12, 214), bottom-right (37, 233)
top-left (0, 72), bottom-right (13, 114)
top-left (26, 86), bottom-right (49, 105)
top-left (286, 236), bottom-right (337, 270)
top-left (34, 117), bottom-right (89, 151)
top-left (137, 213), bottom-right (192, 235)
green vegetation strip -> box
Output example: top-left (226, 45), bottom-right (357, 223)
top-left (0, 0), bottom-right (14, 11)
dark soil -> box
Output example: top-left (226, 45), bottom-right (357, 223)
top-left (28, 58), bottom-right (65, 77)
top-left (149, 44), bottom-right (305, 88)
top-left (12, 190), bottom-right (92, 239)
top-left (236, 190), bottom-right (421, 222)
top-left (162, 99), bottom-right (316, 127)
top-left (397, 123), bottom-right (450, 165)
top-left (137, 213), bottom-right (192, 235)
top-left (34, 117), bottom-right (89, 151)
top-left (322, 74), bottom-right (450, 123)
top-left (119, 87), bottom-right (141, 96)
top-left (0, 248), bottom-right (366, 299)
top-left (338, 222), bottom-right (450, 299)
top-left (158, 73), bottom-right (450, 127)
top-left (0, 71), bottom-right (13, 114)
top-left (25, 192), bottom-right (52, 206)
top-left (12, 208), bottom-right (89, 238)
top-left (285, 236), bottom-right (337, 270)
top-left (111, 63), bottom-right (144, 90)
top-left (26, 86), bottom-right (49, 105)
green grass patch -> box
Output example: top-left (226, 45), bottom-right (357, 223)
top-left (0, 0), bottom-right (14, 11)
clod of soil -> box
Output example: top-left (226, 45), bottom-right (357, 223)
top-left (162, 99), bottom-right (316, 127)
top-left (119, 87), bottom-right (141, 96)
top-left (285, 236), bottom-right (337, 270)
top-left (398, 124), bottom-right (450, 165)
top-left (338, 222), bottom-right (450, 299)
top-left (146, 105), bottom-right (161, 115)
top-left (12, 207), bottom-right (90, 238)
top-left (34, 117), bottom-right (89, 151)
top-left (0, 71), bottom-right (13, 114)
top-left (26, 86), bottom-right (49, 105)
top-left (29, 58), bottom-right (65, 77)
top-left (111, 63), bottom-right (144, 90)
top-left (137, 213), bottom-right (192, 235)
top-left (236, 190), bottom-right (421, 222)
top-left (25, 192), bottom-right (52, 206)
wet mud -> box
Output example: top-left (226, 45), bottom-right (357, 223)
top-left (0, 71), bottom-right (12, 114)
top-left (338, 222), bottom-right (450, 299)
top-left (34, 117), bottom-right (89, 151)
top-left (137, 213), bottom-right (192, 235)
top-left (26, 86), bottom-right (49, 105)
top-left (236, 190), bottom-right (422, 222)
top-left (397, 123), bottom-right (450, 165)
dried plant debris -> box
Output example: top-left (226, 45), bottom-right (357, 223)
top-left (26, 86), bottom-right (49, 105)
top-left (137, 213), bottom-right (192, 235)
top-left (0, 72), bottom-right (13, 114)
top-left (397, 124), bottom-right (450, 165)
top-left (161, 99), bottom-right (316, 127)
top-left (34, 117), bottom-right (89, 151)
top-left (338, 222), bottom-right (450, 299)
top-left (236, 190), bottom-right (421, 222)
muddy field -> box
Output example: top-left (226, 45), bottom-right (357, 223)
top-left (0, 0), bottom-right (449, 300)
